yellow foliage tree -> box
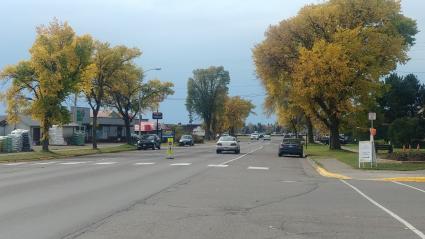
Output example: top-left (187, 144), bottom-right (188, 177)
top-left (253, 0), bottom-right (417, 149)
top-left (222, 96), bottom-right (255, 136)
top-left (81, 41), bottom-right (141, 149)
top-left (1, 19), bottom-right (93, 151)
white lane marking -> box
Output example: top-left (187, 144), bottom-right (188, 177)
top-left (281, 180), bottom-right (297, 183)
top-left (135, 162), bottom-right (156, 165)
top-left (248, 166), bottom-right (269, 170)
top-left (393, 181), bottom-right (425, 194)
top-left (341, 179), bottom-right (425, 239)
top-left (94, 162), bottom-right (117, 165)
top-left (208, 164), bottom-right (229, 168)
top-left (170, 163), bottom-right (192, 166)
top-left (32, 162), bottom-right (57, 165)
top-left (221, 146), bottom-right (264, 165)
top-left (3, 162), bottom-right (27, 166)
top-left (60, 161), bottom-right (87, 165)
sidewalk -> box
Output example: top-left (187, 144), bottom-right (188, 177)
top-left (314, 157), bottom-right (425, 179)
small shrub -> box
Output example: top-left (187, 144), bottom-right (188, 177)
top-left (388, 151), bottom-right (425, 161)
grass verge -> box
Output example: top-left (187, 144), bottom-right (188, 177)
top-left (0, 144), bottom-right (136, 163)
top-left (306, 144), bottom-right (425, 171)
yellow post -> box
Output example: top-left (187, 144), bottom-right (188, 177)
top-left (167, 137), bottom-right (174, 159)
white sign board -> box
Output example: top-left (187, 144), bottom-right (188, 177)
top-left (359, 141), bottom-right (373, 164)
top-left (368, 112), bottom-right (376, 120)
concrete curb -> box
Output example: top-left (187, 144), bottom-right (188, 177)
top-left (378, 177), bottom-right (425, 182)
top-left (307, 157), bottom-right (351, 180)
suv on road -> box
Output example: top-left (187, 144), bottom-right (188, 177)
top-left (278, 138), bottom-right (304, 158)
top-left (137, 134), bottom-right (161, 150)
top-left (179, 135), bottom-right (194, 146)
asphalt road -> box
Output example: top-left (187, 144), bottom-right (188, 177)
top-left (0, 139), bottom-right (424, 239)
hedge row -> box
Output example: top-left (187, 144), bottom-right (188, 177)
top-left (388, 152), bottom-right (425, 161)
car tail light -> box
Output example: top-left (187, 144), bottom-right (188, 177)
top-left (217, 143), bottom-right (222, 146)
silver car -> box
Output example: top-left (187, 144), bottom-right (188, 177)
top-left (216, 136), bottom-right (240, 154)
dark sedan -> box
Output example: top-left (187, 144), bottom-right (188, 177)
top-left (137, 134), bottom-right (161, 150)
top-left (179, 135), bottom-right (194, 146)
top-left (278, 138), bottom-right (304, 157)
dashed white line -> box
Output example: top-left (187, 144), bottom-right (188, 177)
top-left (221, 146), bottom-right (264, 165)
top-left (170, 163), bottom-right (192, 166)
top-left (208, 164), bottom-right (229, 168)
top-left (135, 162), bottom-right (156, 165)
top-left (341, 179), bottom-right (425, 239)
top-left (60, 162), bottom-right (87, 165)
top-left (3, 162), bottom-right (27, 166)
top-left (393, 181), bottom-right (425, 194)
top-left (94, 162), bottom-right (117, 165)
top-left (248, 166), bottom-right (269, 170)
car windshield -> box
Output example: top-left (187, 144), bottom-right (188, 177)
top-left (141, 135), bottom-right (155, 140)
top-left (219, 136), bottom-right (235, 141)
top-left (181, 135), bottom-right (191, 139)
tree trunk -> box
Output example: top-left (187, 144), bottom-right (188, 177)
top-left (92, 111), bottom-right (98, 149)
top-left (205, 118), bottom-right (211, 140)
top-left (41, 119), bottom-right (49, 151)
top-left (124, 117), bottom-right (132, 144)
top-left (329, 121), bottom-right (341, 150)
top-left (306, 117), bottom-right (314, 143)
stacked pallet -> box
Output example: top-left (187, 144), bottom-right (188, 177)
top-left (10, 129), bottom-right (32, 152)
top-left (49, 126), bottom-right (66, 145)
top-left (0, 136), bottom-right (13, 153)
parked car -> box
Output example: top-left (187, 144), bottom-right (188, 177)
top-left (278, 138), bottom-right (304, 157)
top-left (263, 134), bottom-right (271, 140)
top-left (137, 134), bottom-right (161, 150)
top-left (250, 133), bottom-right (259, 140)
top-left (179, 135), bottom-right (194, 146)
top-left (216, 136), bottom-right (240, 154)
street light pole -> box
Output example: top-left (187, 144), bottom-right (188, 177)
top-left (138, 67), bottom-right (161, 138)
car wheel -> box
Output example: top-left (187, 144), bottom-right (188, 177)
top-left (157, 145), bottom-right (161, 150)
top-left (216, 150), bottom-right (221, 154)
top-left (278, 153), bottom-right (282, 157)
top-left (151, 145), bottom-right (155, 150)
top-left (235, 149), bottom-right (240, 154)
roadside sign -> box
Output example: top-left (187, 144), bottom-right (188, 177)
top-left (368, 112), bottom-right (376, 121)
top-left (152, 112), bottom-right (163, 119)
top-left (359, 141), bottom-right (372, 168)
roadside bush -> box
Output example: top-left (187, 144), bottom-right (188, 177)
top-left (388, 151), bottom-right (425, 161)
top-left (193, 135), bottom-right (204, 144)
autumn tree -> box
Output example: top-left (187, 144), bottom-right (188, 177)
top-left (0, 19), bottom-right (93, 151)
top-left (222, 96), bottom-right (255, 135)
top-left (106, 63), bottom-right (174, 144)
top-left (253, 0), bottom-right (417, 149)
top-left (81, 42), bottom-right (141, 149)
top-left (186, 66), bottom-right (230, 140)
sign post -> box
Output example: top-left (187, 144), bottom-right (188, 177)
top-left (368, 112), bottom-right (377, 167)
top-left (166, 137), bottom-right (174, 159)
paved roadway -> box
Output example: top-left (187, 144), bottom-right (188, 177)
top-left (0, 138), bottom-right (424, 239)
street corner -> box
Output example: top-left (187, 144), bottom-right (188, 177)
top-left (307, 158), bottom-right (351, 180)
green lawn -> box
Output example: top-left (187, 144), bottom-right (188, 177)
top-left (306, 144), bottom-right (425, 171)
top-left (0, 144), bottom-right (136, 163)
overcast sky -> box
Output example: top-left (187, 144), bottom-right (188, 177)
top-left (1, 0), bottom-right (424, 124)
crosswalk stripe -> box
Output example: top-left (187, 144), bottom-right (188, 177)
top-left (170, 163), bottom-right (192, 166)
top-left (3, 162), bottom-right (27, 166)
top-left (94, 162), bottom-right (117, 165)
top-left (60, 162), bottom-right (87, 165)
top-left (135, 162), bottom-right (156, 165)
top-left (208, 164), bottom-right (228, 168)
top-left (248, 166), bottom-right (269, 170)
top-left (32, 162), bottom-right (57, 165)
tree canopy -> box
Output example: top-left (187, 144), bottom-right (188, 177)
top-left (253, 0), bottom-right (418, 149)
top-left (0, 19), bottom-right (94, 151)
top-left (186, 66), bottom-right (230, 139)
